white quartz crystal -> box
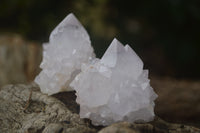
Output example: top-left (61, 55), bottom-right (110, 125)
top-left (70, 38), bottom-right (157, 126)
top-left (35, 13), bottom-right (95, 95)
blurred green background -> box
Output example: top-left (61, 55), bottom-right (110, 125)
top-left (0, 0), bottom-right (199, 78)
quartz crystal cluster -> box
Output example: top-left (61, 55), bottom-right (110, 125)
top-left (70, 39), bottom-right (157, 126)
top-left (35, 13), bottom-right (95, 95)
top-left (35, 13), bottom-right (157, 126)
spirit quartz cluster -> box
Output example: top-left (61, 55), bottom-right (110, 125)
top-left (35, 13), bottom-right (94, 95)
top-left (35, 13), bottom-right (158, 126)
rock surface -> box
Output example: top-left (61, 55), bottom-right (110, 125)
top-left (99, 117), bottom-right (200, 133)
top-left (0, 34), bottom-right (42, 87)
top-left (0, 83), bottom-right (199, 133)
top-left (0, 83), bottom-right (96, 133)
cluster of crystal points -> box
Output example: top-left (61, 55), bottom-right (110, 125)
top-left (35, 13), bottom-right (95, 95)
top-left (35, 13), bottom-right (157, 126)
top-left (70, 39), bottom-right (157, 126)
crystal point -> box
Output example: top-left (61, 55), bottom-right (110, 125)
top-left (35, 13), bottom-right (95, 95)
top-left (49, 13), bottom-right (86, 43)
top-left (101, 38), bottom-right (125, 67)
top-left (70, 38), bottom-right (157, 126)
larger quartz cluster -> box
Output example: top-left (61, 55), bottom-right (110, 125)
top-left (35, 13), bottom-right (95, 95)
top-left (70, 39), bottom-right (157, 126)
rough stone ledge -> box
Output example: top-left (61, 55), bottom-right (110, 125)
top-left (0, 83), bottom-right (199, 133)
top-left (0, 83), bottom-right (96, 133)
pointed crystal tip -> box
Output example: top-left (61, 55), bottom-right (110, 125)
top-left (49, 13), bottom-right (82, 42)
top-left (112, 38), bottom-right (124, 47)
top-left (100, 38), bottom-right (125, 67)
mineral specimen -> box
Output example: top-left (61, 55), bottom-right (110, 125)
top-left (35, 13), bottom-right (95, 95)
top-left (70, 38), bottom-right (158, 126)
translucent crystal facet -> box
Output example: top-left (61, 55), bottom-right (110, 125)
top-left (70, 38), bottom-right (157, 126)
top-left (35, 13), bottom-right (95, 95)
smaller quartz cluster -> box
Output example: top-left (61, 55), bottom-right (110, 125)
top-left (70, 39), bottom-right (157, 125)
top-left (35, 13), bottom-right (95, 95)
top-left (35, 13), bottom-right (157, 126)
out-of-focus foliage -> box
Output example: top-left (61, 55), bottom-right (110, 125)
top-left (0, 0), bottom-right (199, 78)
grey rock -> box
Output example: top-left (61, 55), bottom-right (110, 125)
top-left (0, 83), bottom-right (200, 133)
top-left (98, 122), bottom-right (139, 133)
top-left (0, 83), bottom-right (96, 133)
top-left (0, 34), bottom-right (42, 87)
top-left (98, 117), bottom-right (200, 133)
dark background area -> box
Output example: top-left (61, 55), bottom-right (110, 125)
top-left (0, 0), bottom-right (199, 79)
